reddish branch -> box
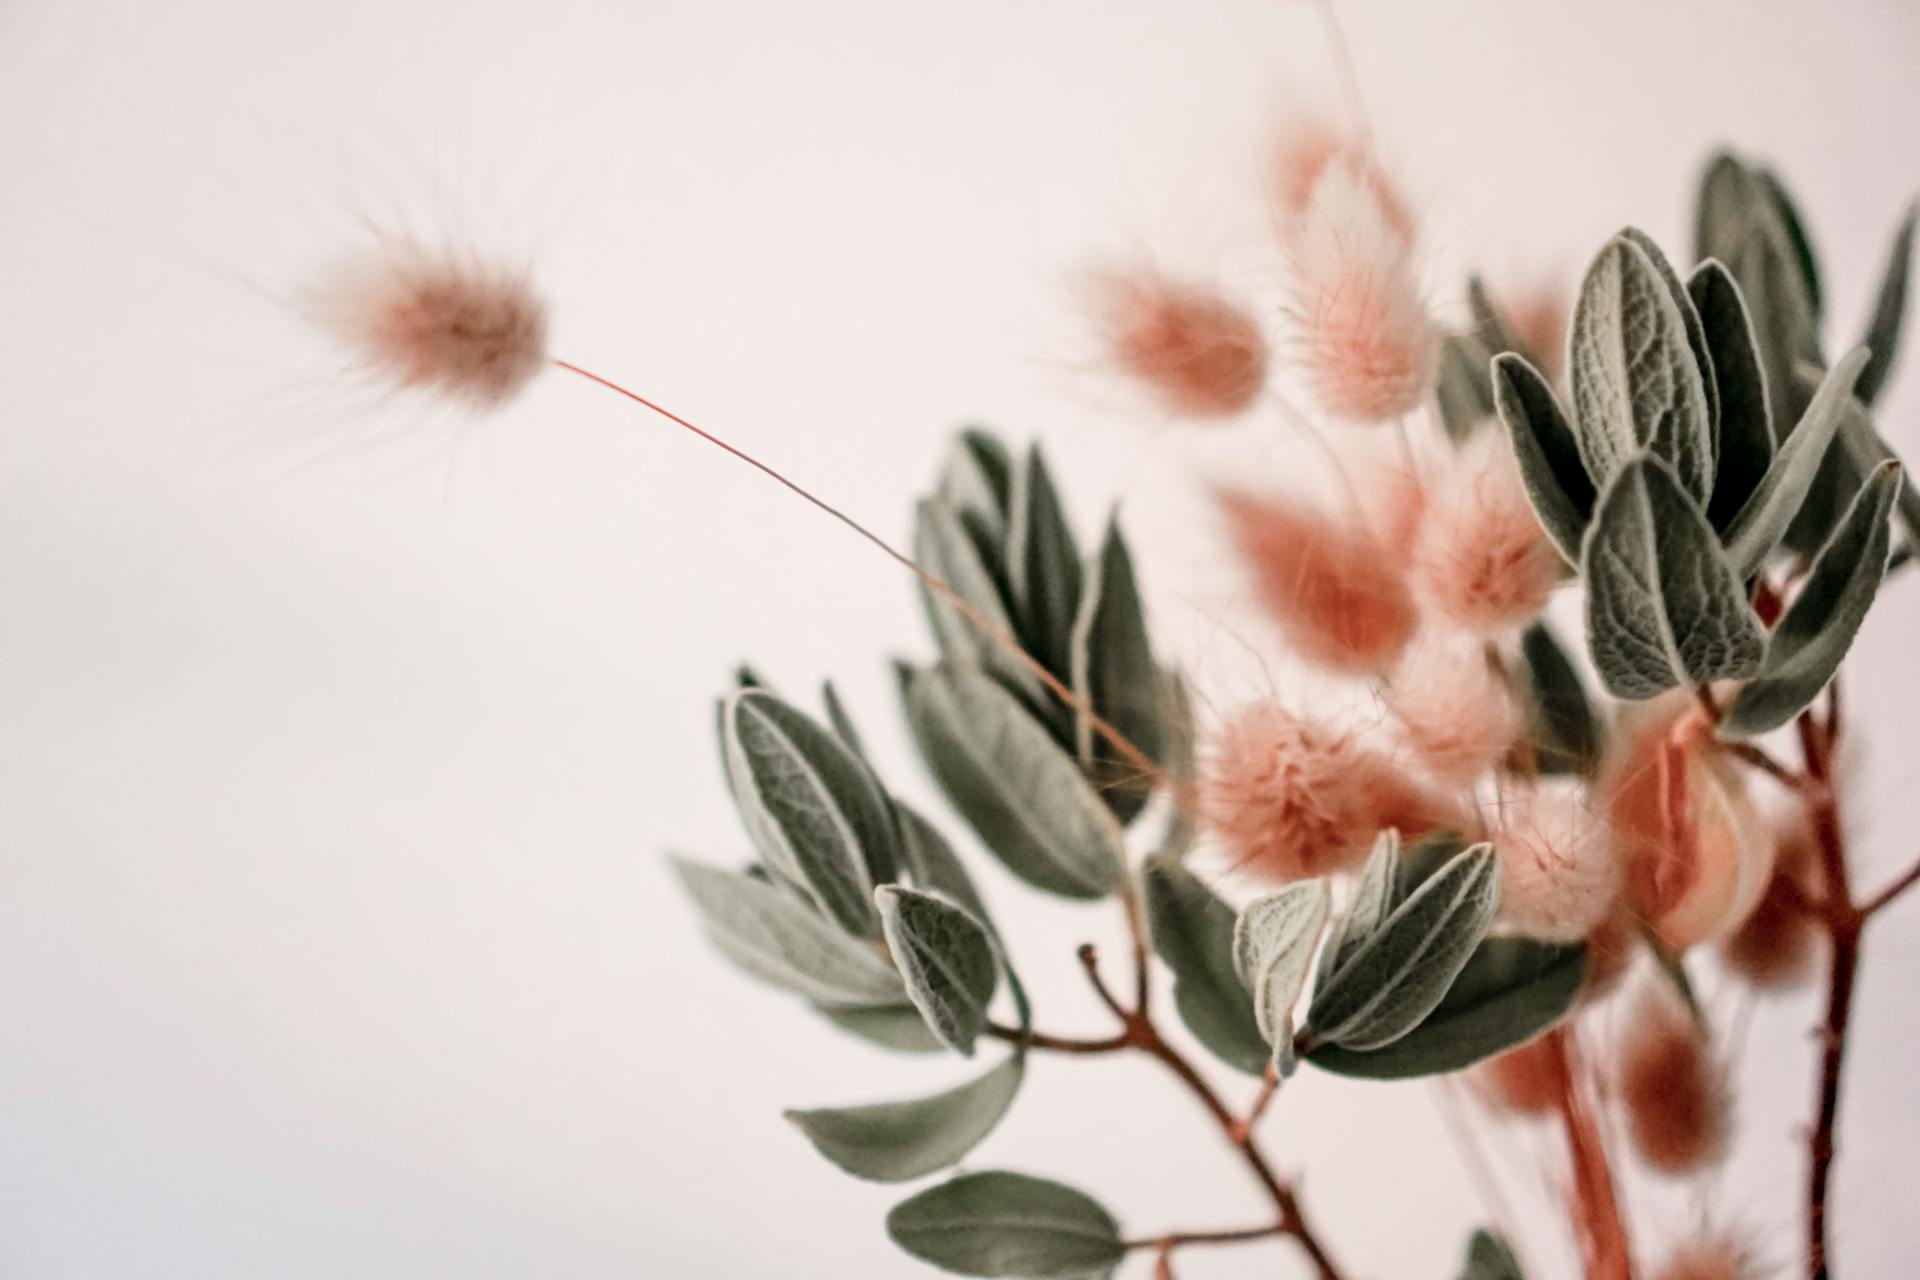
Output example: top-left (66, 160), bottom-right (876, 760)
top-left (1543, 1029), bottom-right (1633, 1280)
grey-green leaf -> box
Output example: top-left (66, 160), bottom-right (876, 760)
top-left (887, 1171), bottom-right (1125, 1279)
top-left (1234, 881), bottom-right (1332, 1057)
top-left (1457, 1228), bottom-right (1525, 1280)
top-left (1007, 446), bottom-right (1084, 680)
top-left (913, 497), bottom-right (1046, 707)
top-left (1436, 332), bottom-right (1498, 443)
top-left (1689, 260), bottom-right (1774, 527)
top-left (1516, 622), bottom-right (1603, 775)
top-left (897, 801), bottom-right (994, 933)
top-left (1721, 461), bottom-right (1900, 738)
top-left (723, 688), bottom-right (899, 936)
top-left (1143, 858), bottom-right (1269, 1075)
top-left (1618, 228), bottom-right (1720, 445)
top-left (1315, 831), bottom-right (1402, 1001)
top-left (786, 1055), bottom-right (1023, 1183)
top-left (1308, 938), bottom-right (1586, 1079)
top-left (672, 859), bottom-right (904, 1007)
top-left (1069, 514), bottom-right (1163, 824)
top-left (878, 885), bottom-right (1000, 1056)
top-left (1857, 203), bottom-right (1916, 406)
top-left (1720, 347), bottom-right (1870, 576)
top-left (816, 1002), bottom-right (947, 1053)
top-left (1581, 453), bottom-right (1766, 699)
top-left (903, 665), bottom-right (1124, 899)
top-left (821, 680), bottom-right (867, 759)
top-left (1569, 235), bottom-right (1715, 504)
top-left (1492, 352), bottom-right (1595, 562)
top-left (938, 429), bottom-right (1016, 540)
top-left (1304, 844), bottom-right (1500, 1053)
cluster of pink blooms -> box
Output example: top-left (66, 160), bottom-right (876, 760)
top-left (1096, 110), bottom-right (1809, 1279)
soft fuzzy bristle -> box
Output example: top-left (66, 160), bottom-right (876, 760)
top-left (1618, 986), bottom-right (1731, 1175)
top-left (1284, 158), bottom-right (1436, 424)
top-left (1493, 785), bottom-right (1623, 942)
top-left (1721, 810), bottom-right (1823, 990)
top-left (1272, 115), bottom-right (1414, 245)
top-left (1095, 270), bottom-right (1269, 417)
top-left (1201, 703), bottom-right (1390, 882)
top-left (1412, 435), bottom-right (1561, 634)
top-left (1217, 489), bottom-right (1417, 675)
top-left (1387, 640), bottom-right (1520, 783)
top-left (310, 242), bottom-right (549, 409)
top-left (1653, 1230), bottom-right (1763, 1280)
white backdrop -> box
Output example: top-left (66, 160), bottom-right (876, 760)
top-left (4, 1), bottom-right (1920, 1276)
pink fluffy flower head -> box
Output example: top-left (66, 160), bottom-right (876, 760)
top-left (309, 240), bottom-right (549, 410)
top-left (1283, 157), bottom-right (1437, 425)
top-left (1202, 703), bottom-right (1398, 882)
top-left (1093, 269), bottom-right (1270, 418)
top-left (1492, 784), bottom-right (1623, 942)
top-left (1217, 489), bottom-right (1417, 675)
top-left (1412, 434), bottom-right (1563, 633)
top-left (1618, 983), bottom-right (1731, 1176)
top-left (1386, 639), bottom-right (1520, 783)
top-left (1653, 1230), bottom-right (1763, 1280)
top-left (1272, 114), bottom-right (1415, 246)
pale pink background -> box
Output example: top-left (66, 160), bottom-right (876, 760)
top-left (4, 1), bottom-right (1919, 1275)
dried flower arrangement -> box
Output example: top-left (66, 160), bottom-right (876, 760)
top-left (304, 14), bottom-right (1916, 1280)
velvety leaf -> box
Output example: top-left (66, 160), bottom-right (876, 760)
top-left (1492, 352), bottom-right (1595, 562)
top-left (1304, 845), bottom-right (1500, 1053)
top-left (820, 680), bottom-right (867, 759)
top-left (1720, 348), bottom-right (1869, 576)
top-left (1143, 858), bottom-right (1269, 1075)
top-left (1581, 454), bottom-right (1766, 699)
top-left (896, 801), bottom-right (994, 933)
top-left (913, 498), bottom-right (1047, 707)
top-left (1436, 332), bottom-right (1498, 444)
top-left (723, 688), bottom-right (899, 936)
top-left (1570, 235), bottom-right (1715, 504)
top-left (1618, 228), bottom-right (1720, 443)
top-left (787, 1055), bottom-right (1023, 1183)
top-left (672, 859), bottom-right (905, 1007)
top-left (1833, 393), bottom-right (1920, 550)
top-left (878, 886), bottom-right (999, 1056)
top-left (1069, 514), bottom-right (1164, 823)
top-left (1756, 166), bottom-right (1824, 322)
top-left (903, 665), bottom-right (1124, 900)
top-left (1516, 622), bottom-right (1603, 775)
top-left (938, 428), bottom-right (1016, 541)
top-left (1457, 1228), bottom-right (1525, 1280)
top-left (1315, 831), bottom-right (1401, 1001)
top-left (887, 1171), bottom-right (1125, 1279)
top-left (1736, 221), bottom-right (1824, 457)
top-left (1688, 260), bottom-right (1774, 527)
top-left (816, 1002), bottom-right (947, 1053)
top-left (1007, 446), bottom-right (1084, 680)
top-left (1722, 461), bottom-right (1900, 738)
top-left (1308, 939), bottom-right (1586, 1079)
top-left (1856, 203), bottom-right (1916, 406)
top-left (1235, 881), bottom-right (1330, 1073)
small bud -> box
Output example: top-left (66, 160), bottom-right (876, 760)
top-left (1217, 490), bottom-right (1417, 675)
top-left (1412, 435), bottom-right (1562, 634)
top-left (308, 241), bottom-right (549, 409)
top-left (1618, 985), bottom-right (1730, 1175)
top-left (1652, 1230), bottom-right (1762, 1280)
top-left (1492, 785), bottom-right (1623, 942)
top-left (1094, 270), bottom-right (1270, 417)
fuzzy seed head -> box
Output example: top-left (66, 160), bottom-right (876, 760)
top-left (1272, 116), bottom-right (1415, 245)
top-left (1470, 1034), bottom-right (1563, 1117)
top-left (1201, 703), bottom-right (1387, 882)
top-left (310, 242), bottom-right (549, 409)
top-left (1493, 785), bottom-right (1623, 942)
top-left (1412, 435), bottom-right (1562, 633)
top-left (1388, 640), bottom-right (1521, 783)
top-left (1218, 490), bottom-right (1418, 675)
top-left (1285, 158), bottom-right (1437, 424)
top-left (1096, 270), bottom-right (1270, 417)
top-left (1356, 452), bottom-right (1429, 558)
top-left (1653, 1231), bottom-right (1762, 1280)
top-left (1618, 987), bottom-right (1730, 1175)
top-left (1721, 810), bottom-right (1823, 991)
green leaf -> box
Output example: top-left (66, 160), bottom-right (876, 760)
top-left (723, 689), bottom-right (899, 936)
top-left (1142, 858), bottom-right (1269, 1075)
top-left (672, 859), bottom-right (905, 1007)
top-left (896, 802), bottom-right (994, 933)
top-left (1721, 461), bottom-right (1900, 738)
top-left (1857, 203), bottom-right (1916, 406)
top-left (1304, 844), bottom-right (1500, 1053)
top-left (1581, 453), bottom-right (1766, 699)
top-left (815, 1002), bottom-right (947, 1053)
top-left (1315, 831), bottom-right (1401, 1001)
top-left (1720, 348), bottom-right (1870, 575)
top-left (1436, 332), bottom-right (1498, 444)
top-left (1467, 276), bottom-right (1530, 363)
top-left (913, 498), bottom-right (1046, 708)
top-left (1737, 218), bottom-right (1825, 454)
top-left (1618, 228), bottom-right (1720, 444)
top-left (786, 1055), bottom-right (1023, 1183)
top-left (878, 886), bottom-right (999, 1056)
top-left (1457, 1228), bottom-right (1525, 1280)
top-left (1697, 153), bottom-right (1822, 325)
top-left (1569, 234), bottom-right (1715, 504)
top-left (1492, 352), bottom-right (1595, 563)
top-left (820, 680), bottom-right (867, 759)
top-left (1688, 260), bottom-right (1774, 527)
top-left (903, 665), bottom-right (1124, 900)
top-left (1756, 166), bottom-right (1824, 322)
top-left (1235, 881), bottom-right (1331, 1074)
top-left (1007, 446), bottom-right (1084, 681)
top-left (1308, 939), bottom-right (1586, 1079)
top-left (938, 429), bottom-right (1016, 541)
top-left (1515, 622), bottom-right (1603, 775)
top-left (888, 1172), bottom-right (1124, 1279)
top-left (1069, 514), bottom-right (1164, 824)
